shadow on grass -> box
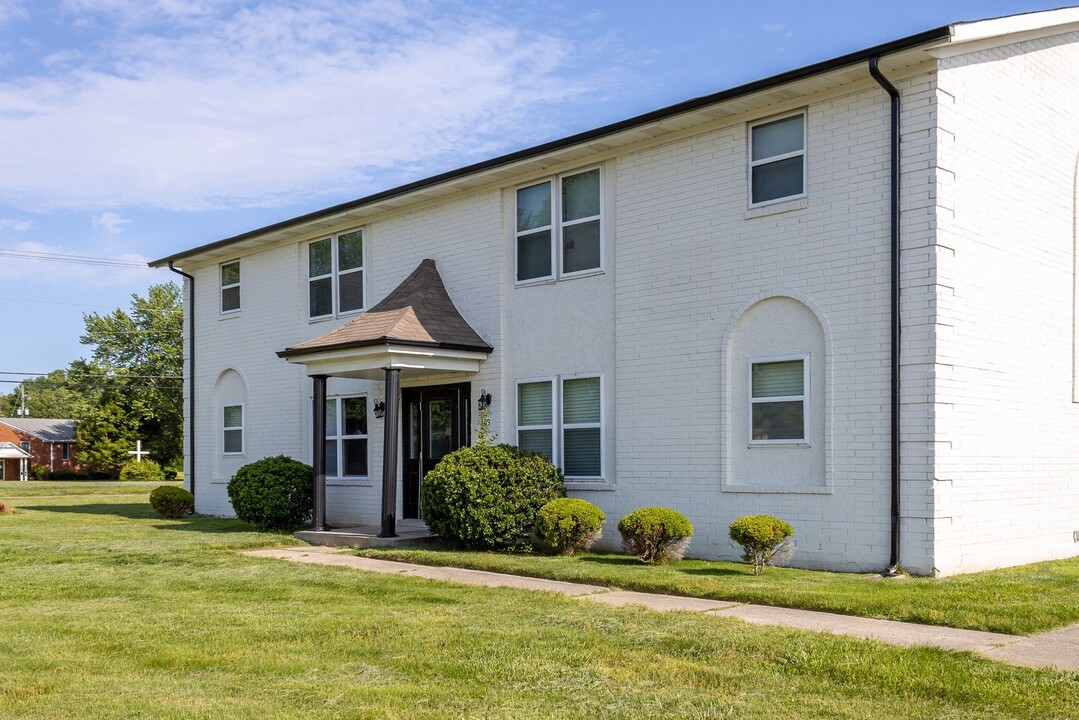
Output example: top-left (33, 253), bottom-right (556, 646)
top-left (17, 502), bottom-right (265, 535)
top-left (18, 502), bottom-right (155, 519)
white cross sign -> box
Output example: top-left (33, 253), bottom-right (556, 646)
top-left (128, 440), bottom-right (150, 463)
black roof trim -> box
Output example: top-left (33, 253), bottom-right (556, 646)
top-left (277, 336), bottom-right (494, 359)
top-left (151, 24), bottom-right (952, 267)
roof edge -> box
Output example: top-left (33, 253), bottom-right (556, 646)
top-left (277, 337), bottom-right (495, 359)
top-left (150, 23), bottom-right (952, 268)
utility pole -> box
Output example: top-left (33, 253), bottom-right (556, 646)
top-left (16, 386), bottom-right (29, 417)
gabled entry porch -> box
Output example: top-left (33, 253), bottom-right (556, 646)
top-left (277, 259), bottom-right (493, 539)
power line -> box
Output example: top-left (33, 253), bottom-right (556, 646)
top-left (0, 371), bottom-right (182, 379)
top-left (0, 297), bottom-right (120, 310)
top-left (0, 247), bottom-right (148, 268)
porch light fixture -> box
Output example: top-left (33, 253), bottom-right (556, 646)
top-left (373, 400), bottom-right (386, 419)
top-left (477, 390), bottom-right (492, 410)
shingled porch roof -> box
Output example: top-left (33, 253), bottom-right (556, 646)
top-left (277, 259), bottom-right (492, 379)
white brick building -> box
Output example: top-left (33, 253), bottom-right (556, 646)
top-left (151, 8), bottom-right (1079, 576)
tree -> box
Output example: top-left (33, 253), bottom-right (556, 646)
top-left (74, 283), bottom-right (183, 470)
top-left (75, 402), bottom-right (139, 471)
top-left (0, 370), bottom-right (93, 419)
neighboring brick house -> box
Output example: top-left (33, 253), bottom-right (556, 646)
top-left (151, 8), bottom-right (1079, 576)
top-left (0, 419), bottom-right (82, 481)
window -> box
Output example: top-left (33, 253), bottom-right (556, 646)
top-left (325, 396), bottom-right (368, 478)
top-left (61, 443), bottom-right (69, 461)
top-left (309, 229), bottom-right (365, 318)
top-left (750, 357), bottom-right (807, 443)
top-left (516, 167), bottom-right (602, 282)
top-left (562, 376), bottom-right (601, 478)
top-left (20, 440), bottom-right (30, 453)
top-left (749, 112), bottom-right (805, 206)
top-left (517, 381), bottom-right (554, 459)
top-left (221, 260), bottom-right (240, 313)
top-left (223, 404), bottom-right (243, 454)
top-left (517, 375), bottom-right (603, 479)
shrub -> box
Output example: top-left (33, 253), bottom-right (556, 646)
top-left (149, 485), bottom-right (194, 518)
top-left (30, 465), bottom-right (48, 481)
top-left (535, 498), bottom-right (605, 555)
top-left (89, 470), bottom-right (116, 480)
top-left (227, 455), bottom-right (313, 531)
top-left (49, 470), bottom-right (91, 480)
top-left (164, 469), bottom-right (178, 481)
top-left (728, 515), bottom-right (795, 575)
top-left (120, 460), bottom-right (165, 483)
top-left (421, 444), bottom-right (564, 549)
top-left (618, 507), bottom-right (693, 565)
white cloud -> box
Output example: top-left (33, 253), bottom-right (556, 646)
top-left (0, 0), bottom-right (25, 26)
top-left (0, 218), bottom-right (32, 231)
top-left (92, 211), bottom-right (129, 234)
top-left (0, 1), bottom-right (595, 211)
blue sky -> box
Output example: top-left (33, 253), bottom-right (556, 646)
top-left (0, 0), bottom-right (1068, 382)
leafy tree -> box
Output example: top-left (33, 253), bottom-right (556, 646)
top-left (75, 402), bottom-right (139, 470)
top-left (74, 283), bottom-right (183, 469)
top-left (0, 370), bottom-right (93, 419)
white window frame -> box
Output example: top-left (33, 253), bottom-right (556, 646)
top-left (307, 228), bottom-right (366, 320)
top-left (515, 165), bottom-right (604, 285)
top-left (748, 110), bottom-right (807, 208)
top-left (748, 353), bottom-right (809, 446)
top-left (560, 373), bottom-right (604, 481)
top-left (222, 404), bottom-right (244, 456)
top-left (515, 377), bottom-right (556, 464)
top-left (325, 394), bottom-right (368, 479)
top-left (515, 373), bottom-right (605, 481)
top-left (220, 259), bottom-right (240, 314)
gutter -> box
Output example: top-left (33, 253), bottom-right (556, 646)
top-left (167, 262), bottom-right (196, 509)
top-left (868, 57), bottom-right (903, 575)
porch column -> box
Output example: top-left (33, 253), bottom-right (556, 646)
top-left (378, 367), bottom-right (401, 538)
top-left (311, 374), bottom-right (328, 531)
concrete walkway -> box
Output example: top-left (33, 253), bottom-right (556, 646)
top-left (242, 547), bottom-right (1079, 673)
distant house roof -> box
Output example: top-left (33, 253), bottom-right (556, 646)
top-left (278, 259), bottom-right (493, 358)
top-left (0, 418), bottom-right (78, 442)
top-left (0, 441), bottom-right (31, 459)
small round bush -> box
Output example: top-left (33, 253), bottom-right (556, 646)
top-left (618, 507), bottom-right (693, 565)
top-left (150, 485), bottom-right (194, 518)
top-left (535, 498), bottom-right (605, 555)
top-left (729, 515), bottom-right (794, 575)
top-left (120, 460), bottom-right (165, 483)
top-left (227, 455), bottom-right (313, 531)
top-left (421, 444), bottom-right (564, 549)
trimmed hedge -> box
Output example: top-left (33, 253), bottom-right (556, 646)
top-left (729, 515), bottom-right (794, 575)
top-left (535, 498), bottom-right (605, 555)
top-left (120, 460), bottom-right (165, 483)
top-left (149, 485), bottom-right (194, 518)
top-left (227, 455), bottom-right (313, 531)
top-left (618, 507), bottom-right (693, 565)
top-left (421, 444), bottom-right (564, 549)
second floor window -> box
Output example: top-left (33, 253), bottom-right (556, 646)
top-left (749, 111), bottom-right (806, 206)
top-left (221, 260), bottom-right (240, 313)
top-left (309, 229), bottom-right (364, 318)
top-left (516, 167), bottom-right (602, 283)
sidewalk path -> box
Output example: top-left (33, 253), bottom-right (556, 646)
top-left (243, 547), bottom-right (1079, 673)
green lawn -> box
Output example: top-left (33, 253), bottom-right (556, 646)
top-left (1, 484), bottom-right (1076, 719)
top-left (355, 546), bottom-right (1079, 636)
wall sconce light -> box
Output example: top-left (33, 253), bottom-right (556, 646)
top-left (373, 400), bottom-right (386, 419)
top-left (477, 390), bottom-right (492, 411)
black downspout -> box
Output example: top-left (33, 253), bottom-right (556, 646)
top-left (868, 57), bottom-right (902, 575)
top-left (167, 262), bottom-right (195, 509)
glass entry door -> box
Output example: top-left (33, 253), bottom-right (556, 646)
top-left (402, 383), bottom-right (471, 520)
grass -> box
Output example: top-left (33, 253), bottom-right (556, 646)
top-left (0, 483), bottom-right (1076, 719)
top-left (355, 546), bottom-right (1079, 636)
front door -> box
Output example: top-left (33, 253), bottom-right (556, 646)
top-left (402, 383), bottom-right (470, 520)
